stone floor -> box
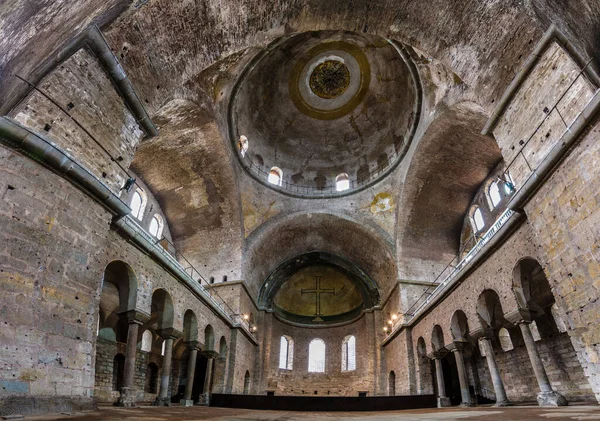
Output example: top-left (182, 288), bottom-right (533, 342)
top-left (22, 404), bottom-right (600, 420)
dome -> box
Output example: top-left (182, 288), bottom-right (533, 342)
top-left (229, 30), bottom-right (420, 198)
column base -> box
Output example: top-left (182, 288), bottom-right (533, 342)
top-left (115, 387), bottom-right (136, 407)
top-left (197, 393), bottom-right (210, 406)
top-left (537, 391), bottom-right (568, 407)
top-left (180, 399), bottom-right (195, 407)
top-left (459, 400), bottom-right (476, 407)
top-left (437, 397), bottom-right (451, 407)
top-left (493, 400), bottom-right (513, 407)
top-left (153, 396), bottom-right (172, 407)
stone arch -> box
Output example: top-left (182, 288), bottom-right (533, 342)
top-left (450, 310), bottom-right (470, 342)
top-left (150, 288), bottom-right (175, 331)
top-left (183, 310), bottom-right (199, 343)
top-left (476, 289), bottom-right (507, 332)
top-left (431, 325), bottom-right (446, 351)
top-left (204, 325), bottom-right (215, 352)
top-left (389, 370), bottom-right (396, 396)
top-left (243, 210), bottom-right (397, 299)
top-left (416, 336), bottom-right (433, 394)
top-left (101, 260), bottom-right (138, 317)
top-left (397, 102), bottom-right (502, 271)
top-left (512, 257), bottom-right (554, 312)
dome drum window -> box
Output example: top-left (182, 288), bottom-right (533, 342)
top-left (470, 206), bottom-right (485, 233)
top-left (130, 189), bottom-right (147, 221)
top-left (238, 135), bottom-right (249, 157)
top-left (335, 173), bottom-right (350, 192)
top-left (268, 167), bottom-right (283, 186)
top-left (149, 214), bottom-right (164, 238)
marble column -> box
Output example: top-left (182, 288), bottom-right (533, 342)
top-left (199, 356), bottom-right (215, 406)
top-left (432, 352), bottom-right (451, 408)
top-left (450, 343), bottom-right (474, 407)
top-left (154, 334), bottom-right (176, 406)
top-left (117, 311), bottom-right (148, 407)
top-left (181, 341), bottom-right (199, 407)
top-left (479, 337), bottom-right (511, 406)
top-left (518, 322), bottom-right (567, 406)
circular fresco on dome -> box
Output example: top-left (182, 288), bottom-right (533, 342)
top-left (309, 60), bottom-right (351, 99)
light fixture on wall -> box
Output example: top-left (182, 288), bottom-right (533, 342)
top-left (383, 312), bottom-right (399, 335)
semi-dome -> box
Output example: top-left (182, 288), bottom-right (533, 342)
top-left (229, 30), bottom-right (421, 198)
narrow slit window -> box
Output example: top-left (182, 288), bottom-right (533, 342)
top-left (308, 338), bottom-right (325, 373)
top-left (279, 335), bottom-right (294, 370)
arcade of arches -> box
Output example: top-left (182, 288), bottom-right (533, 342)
top-left (2, 1), bottom-right (600, 418)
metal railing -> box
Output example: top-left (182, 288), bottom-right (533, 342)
top-left (399, 54), bottom-right (600, 327)
top-left (238, 146), bottom-right (406, 197)
top-left (403, 208), bottom-right (514, 322)
top-left (121, 215), bottom-right (254, 330)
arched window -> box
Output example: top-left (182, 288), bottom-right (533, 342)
top-left (341, 335), bottom-right (356, 371)
top-left (470, 206), bottom-right (485, 233)
top-left (238, 135), bottom-right (249, 157)
top-left (488, 181), bottom-right (502, 208)
top-left (148, 214), bottom-right (164, 238)
top-left (335, 173), bottom-right (350, 192)
top-left (498, 328), bottom-right (514, 352)
top-left (141, 330), bottom-right (152, 352)
top-left (268, 167), bottom-right (283, 186)
top-left (130, 189), bottom-right (147, 221)
top-left (308, 338), bottom-right (326, 373)
top-left (279, 335), bottom-right (294, 370)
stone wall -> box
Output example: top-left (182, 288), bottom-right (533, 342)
top-left (263, 315), bottom-right (376, 396)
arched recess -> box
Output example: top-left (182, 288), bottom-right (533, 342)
top-left (450, 310), bottom-right (470, 342)
top-left (431, 325), bottom-right (446, 352)
top-left (397, 102), bottom-right (502, 273)
top-left (204, 325), bottom-right (215, 353)
top-left (416, 336), bottom-right (433, 394)
top-left (99, 261), bottom-right (138, 339)
top-left (150, 289), bottom-right (175, 332)
top-left (258, 251), bottom-right (380, 314)
top-left (95, 261), bottom-right (138, 402)
top-left (244, 211), bottom-right (396, 298)
top-left (212, 336), bottom-right (228, 394)
top-left (243, 370), bottom-right (251, 395)
top-left (183, 310), bottom-right (199, 343)
top-left (389, 371), bottom-right (396, 396)
top-left (476, 289), bottom-right (509, 334)
top-left (512, 258), bottom-right (562, 337)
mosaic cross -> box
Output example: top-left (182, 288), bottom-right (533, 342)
top-left (301, 276), bottom-right (335, 322)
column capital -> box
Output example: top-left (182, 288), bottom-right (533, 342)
top-left (446, 341), bottom-right (468, 352)
top-left (429, 350), bottom-right (447, 359)
top-left (156, 327), bottom-right (182, 340)
top-left (119, 310), bottom-right (150, 325)
top-left (185, 340), bottom-right (201, 351)
top-left (504, 308), bottom-right (534, 325)
top-left (201, 349), bottom-right (220, 359)
top-left (470, 326), bottom-right (493, 340)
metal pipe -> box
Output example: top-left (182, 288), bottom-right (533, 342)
top-left (0, 117), bottom-right (130, 216)
top-left (5, 25), bottom-right (158, 138)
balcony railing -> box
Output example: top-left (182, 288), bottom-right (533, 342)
top-left (402, 208), bottom-right (514, 324)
